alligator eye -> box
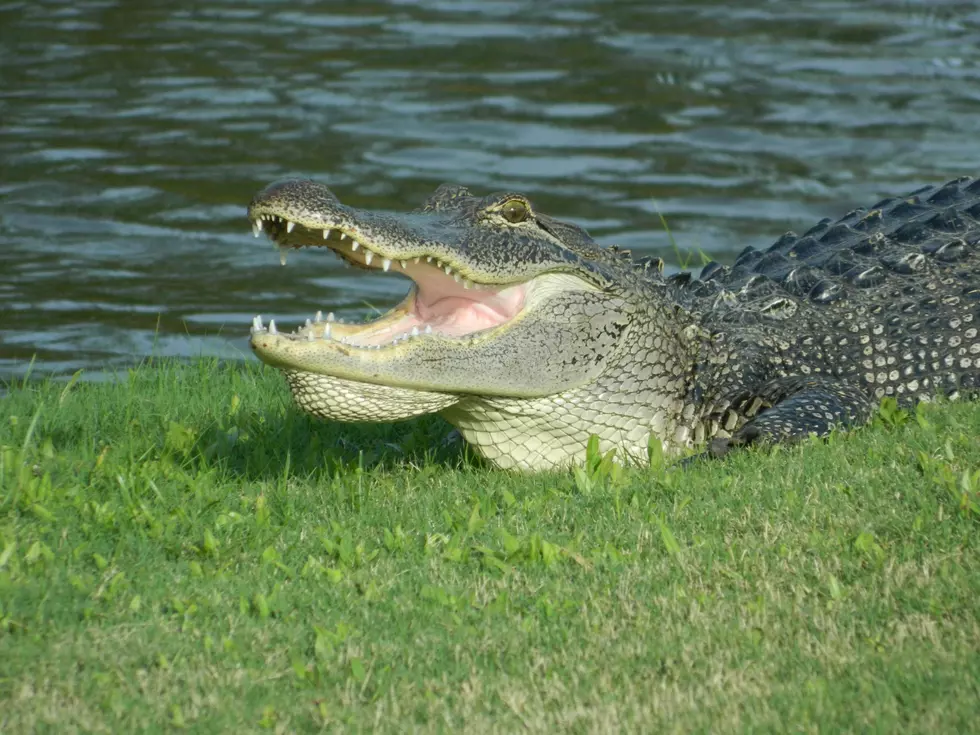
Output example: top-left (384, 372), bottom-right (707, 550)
top-left (500, 199), bottom-right (529, 224)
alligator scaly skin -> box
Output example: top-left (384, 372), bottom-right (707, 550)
top-left (669, 176), bottom-right (980, 457)
top-left (246, 175), bottom-right (980, 470)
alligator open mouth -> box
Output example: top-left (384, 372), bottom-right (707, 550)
top-left (244, 179), bottom-right (619, 402)
top-left (248, 212), bottom-right (530, 348)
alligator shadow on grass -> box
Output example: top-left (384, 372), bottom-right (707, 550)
top-left (196, 407), bottom-right (484, 481)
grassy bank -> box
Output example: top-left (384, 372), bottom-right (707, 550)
top-left (1, 359), bottom-right (978, 732)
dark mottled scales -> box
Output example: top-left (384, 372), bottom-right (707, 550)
top-left (682, 175), bottom-right (980, 457)
top-left (819, 223), bottom-right (857, 244)
top-left (802, 218), bottom-right (833, 238)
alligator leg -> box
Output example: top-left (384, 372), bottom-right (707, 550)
top-left (706, 376), bottom-right (877, 459)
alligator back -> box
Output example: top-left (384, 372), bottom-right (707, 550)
top-left (673, 175), bottom-right (980, 401)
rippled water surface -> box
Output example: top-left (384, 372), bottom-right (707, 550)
top-left (2, 0), bottom-right (979, 377)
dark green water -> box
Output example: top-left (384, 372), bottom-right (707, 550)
top-left (1, 1), bottom-right (979, 377)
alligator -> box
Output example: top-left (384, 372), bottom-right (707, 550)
top-left (245, 175), bottom-right (980, 471)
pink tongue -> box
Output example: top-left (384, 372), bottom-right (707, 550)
top-left (343, 261), bottom-right (528, 347)
top-left (415, 286), bottom-right (525, 337)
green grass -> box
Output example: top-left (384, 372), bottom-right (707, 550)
top-left (1, 359), bottom-right (978, 733)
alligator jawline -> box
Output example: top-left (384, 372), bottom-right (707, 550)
top-left (250, 214), bottom-right (529, 349)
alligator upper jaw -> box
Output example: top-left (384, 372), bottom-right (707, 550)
top-left (247, 210), bottom-right (531, 349)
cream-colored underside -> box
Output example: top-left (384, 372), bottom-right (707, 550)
top-left (283, 370), bottom-right (458, 422)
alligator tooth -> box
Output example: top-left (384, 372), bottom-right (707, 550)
top-left (251, 315), bottom-right (263, 332)
top-left (305, 318), bottom-right (312, 328)
top-left (279, 249), bottom-right (288, 266)
top-left (426, 256), bottom-right (433, 263)
top-left (444, 265), bottom-right (453, 276)
top-left (306, 331), bottom-right (314, 342)
top-left (364, 250), bottom-right (373, 265)
top-left (411, 326), bottom-right (419, 337)
top-left (351, 240), bottom-right (360, 251)
top-left (453, 273), bottom-right (461, 283)
top-left (252, 220), bottom-right (263, 237)
top-left (323, 323), bottom-right (332, 339)
top-left (382, 258), bottom-right (391, 272)
top-left (327, 312), bottom-right (335, 322)
top-left (286, 221), bottom-right (295, 234)
top-left (339, 233), bottom-right (346, 241)
top-left (315, 310), bottom-right (322, 323)
top-left (414, 257), bottom-right (420, 264)
top-left (323, 228), bottom-right (331, 239)
top-left (269, 319), bottom-right (278, 335)
top-left (424, 324), bottom-right (432, 334)
top-left (400, 260), bottom-right (409, 270)
top-left (462, 279), bottom-right (473, 289)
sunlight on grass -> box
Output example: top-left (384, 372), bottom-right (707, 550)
top-left (1, 359), bottom-right (978, 731)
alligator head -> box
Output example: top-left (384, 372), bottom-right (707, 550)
top-left (246, 179), bottom-right (696, 470)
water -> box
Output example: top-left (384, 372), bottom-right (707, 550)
top-left (2, 0), bottom-right (979, 378)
